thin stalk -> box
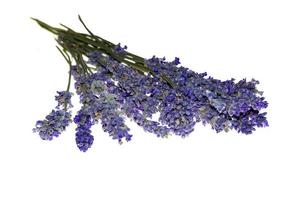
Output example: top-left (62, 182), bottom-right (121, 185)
top-left (32, 17), bottom-right (176, 88)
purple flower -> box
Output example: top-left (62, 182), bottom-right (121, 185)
top-left (55, 91), bottom-right (73, 109)
top-left (33, 90), bottom-right (73, 140)
top-left (33, 109), bottom-right (72, 140)
top-left (172, 57), bottom-right (181, 65)
top-left (114, 43), bottom-right (127, 54)
top-left (74, 109), bottom-right (94, 152)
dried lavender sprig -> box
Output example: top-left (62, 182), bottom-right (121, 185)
top-left (32, 16), bottom-right (269, 152)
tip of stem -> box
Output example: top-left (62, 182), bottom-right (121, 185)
top-left (31, 17), bottom-right (59, 35)
top-left (30, 17), bottom-right (38, 22)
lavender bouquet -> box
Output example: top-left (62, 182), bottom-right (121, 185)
top-left (32, 16), bottom-right (268, 152)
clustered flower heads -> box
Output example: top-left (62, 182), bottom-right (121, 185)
top-left (33, 91), bottom-right (72, 141)
top-left (32, 16), bottom-right (268, 152)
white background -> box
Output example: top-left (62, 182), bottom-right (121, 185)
top-left (0, 0), bottom-right (299, 199)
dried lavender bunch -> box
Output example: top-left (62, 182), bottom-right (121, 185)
top-left (32, 16), bottom-right (268, 152)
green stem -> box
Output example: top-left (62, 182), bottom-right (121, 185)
top-left (32, 17), bottom-right (176, 88)
top-left (66, 65), bottom-right (72, 92)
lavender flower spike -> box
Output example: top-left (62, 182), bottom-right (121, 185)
top-left (33, 91), bottom-right (72, 140)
